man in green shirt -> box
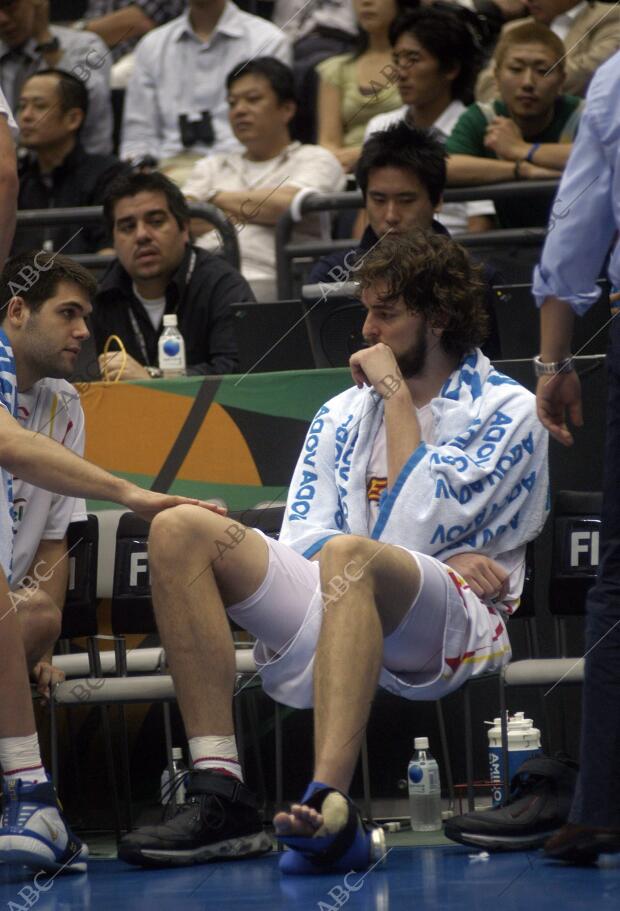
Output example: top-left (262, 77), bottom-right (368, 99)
top-left (445, 22), bottom-right (583, 228)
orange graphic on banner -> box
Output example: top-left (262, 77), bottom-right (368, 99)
top-left (80, 384), bottom-right (259, 485)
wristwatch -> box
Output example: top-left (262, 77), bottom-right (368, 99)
top-left (532, 355), bottom-right (575, 377)
top-left (145, 366), bottom-right (163, 378)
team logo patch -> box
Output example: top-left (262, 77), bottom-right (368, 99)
top-left (367, 477), bottom-right (387, 502)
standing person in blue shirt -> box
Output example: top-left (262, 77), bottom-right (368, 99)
top-left (533, 49), bottom-right (620, 863)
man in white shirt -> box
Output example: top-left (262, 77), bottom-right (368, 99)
top-left (0, 248), bottom-right (86, 699)
top-left (476, 0), bottom-right (620, 100)
top-left (183, 56), bottom-right (345, 299)
top-left (120, 0), bottom-right (292, 185)
top-left (0, 249), bottom-right (226, 875)
top-left (11, 370), bottom-right (86, 702)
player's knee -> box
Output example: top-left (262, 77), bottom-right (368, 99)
top-left (149, 504), bottom-right (219, 559)
top-left (320, 534), bottom-right (374, 572)
top-left (19, 590), bottom-right (62, 644)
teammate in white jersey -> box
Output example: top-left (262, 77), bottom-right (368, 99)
top-left (0, 250), bottom-right (223, 875)
top-left (11, 341), bottom-right (87, 700)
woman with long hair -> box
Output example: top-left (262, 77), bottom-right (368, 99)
top-left (316, 0), bottom-right (410, 172)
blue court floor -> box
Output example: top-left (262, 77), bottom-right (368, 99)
top-left (1, 844), bottom-right (619, 910)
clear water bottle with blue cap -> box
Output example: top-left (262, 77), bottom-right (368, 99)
top-left (408, 736), bottom-right (442, 831)
top-left (158, 314), bottom-right (186, 376)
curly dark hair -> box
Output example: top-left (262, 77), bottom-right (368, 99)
top-left (355, 230), bottom-right (488, 359)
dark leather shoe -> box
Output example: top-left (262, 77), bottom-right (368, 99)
top-left (544, 823), bottom-right (620, 864)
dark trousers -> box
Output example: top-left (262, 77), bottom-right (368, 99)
top-left (570, 314), bottom-right (620, 826)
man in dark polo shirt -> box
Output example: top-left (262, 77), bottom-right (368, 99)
top-left (445, 22), bottom-right (583, 228)
top-left (93, 171), bottom-right (252, 378)
top-left (13, 69), bottom-right (124, 255)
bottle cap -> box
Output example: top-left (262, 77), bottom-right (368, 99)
top-left (414, 737), bottom-right (429, 750)
top-left (163, 314), bottom-right (178, 327)
top-left (171, 747), bottom-right (183, 760)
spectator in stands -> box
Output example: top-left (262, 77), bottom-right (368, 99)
top-left (445, 23), bottom-right (583, 228)
top-left (316, 0), bottom-right (403, 172)
top-left (435, 0), bottom-right (528, 58)
top-left (13, 69), bottom-right (125, 255)
top-left (5, 252), bottom-right (89, 702)
top-left (273, 0), bottom-right (358, 142)
top-left (0, 86), bottom-right (18, 268)
top-left (119, 0), bottom-right (292, 185)
top-left (476, 0), bottom-right (620, 101)
top-left (117, 230), bottom-right (549, 873)
top-left (93, 170), bottom-right (250, 379)
top-left (309, 121), bottom-right (501, 357)
top-left (363, 6), bottom-right (494, 233)
top-left (72, 0), bottom-right (185, 87)
top-left (533, 49), bottom-right (620, 865)
top-left (183, 57), bottom-right (345, 301)
top-left (0, 0), bottom-right (114, 154)
top-left (0, 250), bottom-right (226, 876)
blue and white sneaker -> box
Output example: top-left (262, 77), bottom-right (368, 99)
top-left (0, 776), bottom-right (88, 873)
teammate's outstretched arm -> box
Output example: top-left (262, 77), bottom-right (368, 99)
top-left (0, 407), bottom-right (225, 520)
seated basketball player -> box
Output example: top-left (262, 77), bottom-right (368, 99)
top-left (119, 230), bottom-right (549, 874)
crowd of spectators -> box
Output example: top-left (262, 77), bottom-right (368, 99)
top-left (0, 0), bottom-right (619, 354)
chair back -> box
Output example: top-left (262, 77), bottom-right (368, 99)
top-left (111, 513), bottom-right (153, 635)
top-left (61, 515), bottom-right (99, 638)
top-left (110, 506), bottom-right (286, 635)
top-left (550, 490), bottom-right (602, 617)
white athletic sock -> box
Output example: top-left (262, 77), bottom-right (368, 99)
top-left (0, 733), bottom-right (45, 783)
top-left (189, 735), bottom-right (243, 782)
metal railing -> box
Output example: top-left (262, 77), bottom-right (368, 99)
top-left (275, 180), bottom-right (559, 299)
top-left (15, 201), bottom-right (241, 271)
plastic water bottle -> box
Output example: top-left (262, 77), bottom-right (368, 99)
top-left (158, 314), bottom-right (186, 376)
top-left (487, 712), bottom-right (542, 806)
top-left (160, 747), bottom-right (187, 806)
top-left (408, 736), bottom-right (442, 831)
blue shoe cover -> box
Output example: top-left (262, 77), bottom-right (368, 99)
top-left (278, 782), bottom-right (386, 875)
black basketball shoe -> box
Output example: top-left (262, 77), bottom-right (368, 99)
top-left (118, 770), bottom-right (272, 867)
top-left (444, 754), bottom-right (578, 851)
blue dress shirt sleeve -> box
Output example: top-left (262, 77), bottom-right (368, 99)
top-left (532, 51), bottom-right (620, 316)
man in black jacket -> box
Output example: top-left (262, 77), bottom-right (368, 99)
top-left (93, 171), bottom-right (253, 378)
top-left (309, 122), bottom-right (501, 360)
top-left (13, 68), bottom-right (123, 255)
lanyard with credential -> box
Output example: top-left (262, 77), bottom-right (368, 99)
top-left (128, 250), bottom-right (197, 367)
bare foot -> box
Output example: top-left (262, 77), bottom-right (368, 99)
top-left (273, 803), bottom-right (324, 838)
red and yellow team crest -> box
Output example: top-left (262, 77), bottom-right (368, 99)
top-left (367, 477), bottom-right (388, 502)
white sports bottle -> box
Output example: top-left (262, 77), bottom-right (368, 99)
top-left (158, 314), bottom-right (186, 376)
top-left (487, 712), bottom-right (541, 806)
top-left (408, 736), bottom-right (442, 831)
